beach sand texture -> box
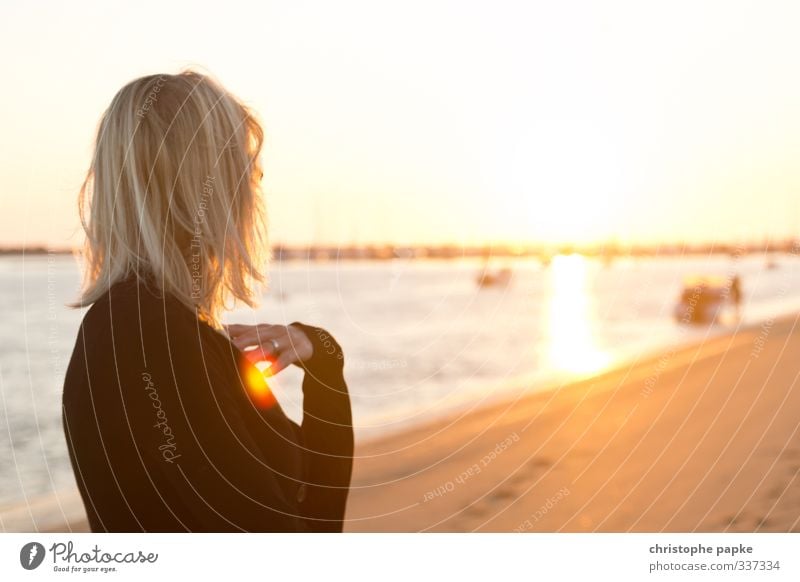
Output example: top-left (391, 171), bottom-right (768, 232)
top-left (4, 314), bottom-right (800, 533)
top-left (345, 314), bottom-right (800, 532)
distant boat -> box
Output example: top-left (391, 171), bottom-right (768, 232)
top-left (674, 275), bottom-right (739, 325)
top-left (476, 267), bottom-right (512, 288)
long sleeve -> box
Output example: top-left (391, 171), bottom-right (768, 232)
top-left (63, 283), bottom-right (309, 532)
top-left (290, 322), bottom-right (354, 532)
top-left (129, 317), bottom-right (305, 532)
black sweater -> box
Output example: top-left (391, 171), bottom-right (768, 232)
top-left (62, 275), bottom-right (353, 532)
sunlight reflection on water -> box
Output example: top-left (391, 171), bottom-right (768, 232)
top-left (545, 254), bottom-right (611, 375)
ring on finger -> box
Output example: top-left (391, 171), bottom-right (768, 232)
top-left (270, 338), bottom-right (280, 352)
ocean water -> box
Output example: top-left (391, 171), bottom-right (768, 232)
top-left (2, 252), bottom-right (800, 507)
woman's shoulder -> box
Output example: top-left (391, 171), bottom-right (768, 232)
top-left (65, 275), bottom-right (214, 397)
top-left (79, 274), bottom-right (198, 345)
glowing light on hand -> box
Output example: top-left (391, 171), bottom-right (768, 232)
top-left (243, 362), bottom-right (277, 409)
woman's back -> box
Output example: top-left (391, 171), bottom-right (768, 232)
top-left (63, 275), bottom-right (352, 532)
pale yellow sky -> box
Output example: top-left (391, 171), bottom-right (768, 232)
top-left (2, 0), bottom-right (800, 247)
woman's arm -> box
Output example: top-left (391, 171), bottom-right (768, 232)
top-left (97, 301), bottom-right (307, 532)
top-left (290, 322), bottom-right (354, 532)
top-left (226, 322), bottom-right (355, 532)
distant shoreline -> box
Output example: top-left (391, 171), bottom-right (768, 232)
top-left (1, 240), bottom-right (798, 261)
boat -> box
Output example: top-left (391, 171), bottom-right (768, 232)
top-left (673, 275), bottom-right (739, 324)
top-left (476, 267), bottom-right (512, 288)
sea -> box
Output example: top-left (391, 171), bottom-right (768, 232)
top-left (2, 252), bottom-right (800, 507)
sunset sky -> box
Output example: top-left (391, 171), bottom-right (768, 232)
top-left (2, 0), bottom-right (800, 247)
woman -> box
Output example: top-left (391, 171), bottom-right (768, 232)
top-left (62, 71), bottom-right (353, 532)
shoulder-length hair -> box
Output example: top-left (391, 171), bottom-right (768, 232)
top-left (75, 70), bottom-right (268, 326)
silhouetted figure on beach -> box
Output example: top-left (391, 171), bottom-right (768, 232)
top-left (730, 275), bottom-right (742, 317)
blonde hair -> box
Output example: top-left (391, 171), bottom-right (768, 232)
top-left (76, 70), bottom-right (268, 326)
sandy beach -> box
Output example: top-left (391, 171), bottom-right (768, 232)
top-left (345, 313), bottom-right (800, 532)
top-left (4, 313), bottom-right (800, 533)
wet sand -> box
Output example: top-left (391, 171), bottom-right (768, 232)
top-left (5, 313), bottom-right (800, 532)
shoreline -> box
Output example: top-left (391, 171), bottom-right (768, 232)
top-left (2, 312), bottom-right (797, 532)
top-left (354, 314), bottom-right (762, 445)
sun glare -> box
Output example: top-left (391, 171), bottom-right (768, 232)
top-left (490, 119), bottom-right (626, 244)
top-left (545, 254), bottom-right (610, 375)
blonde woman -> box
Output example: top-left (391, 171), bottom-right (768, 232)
top-left (62, 71), bottom-right (353, 532)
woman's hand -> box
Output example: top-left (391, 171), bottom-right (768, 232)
top-left (225, 323), bottom-right (314, 374)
